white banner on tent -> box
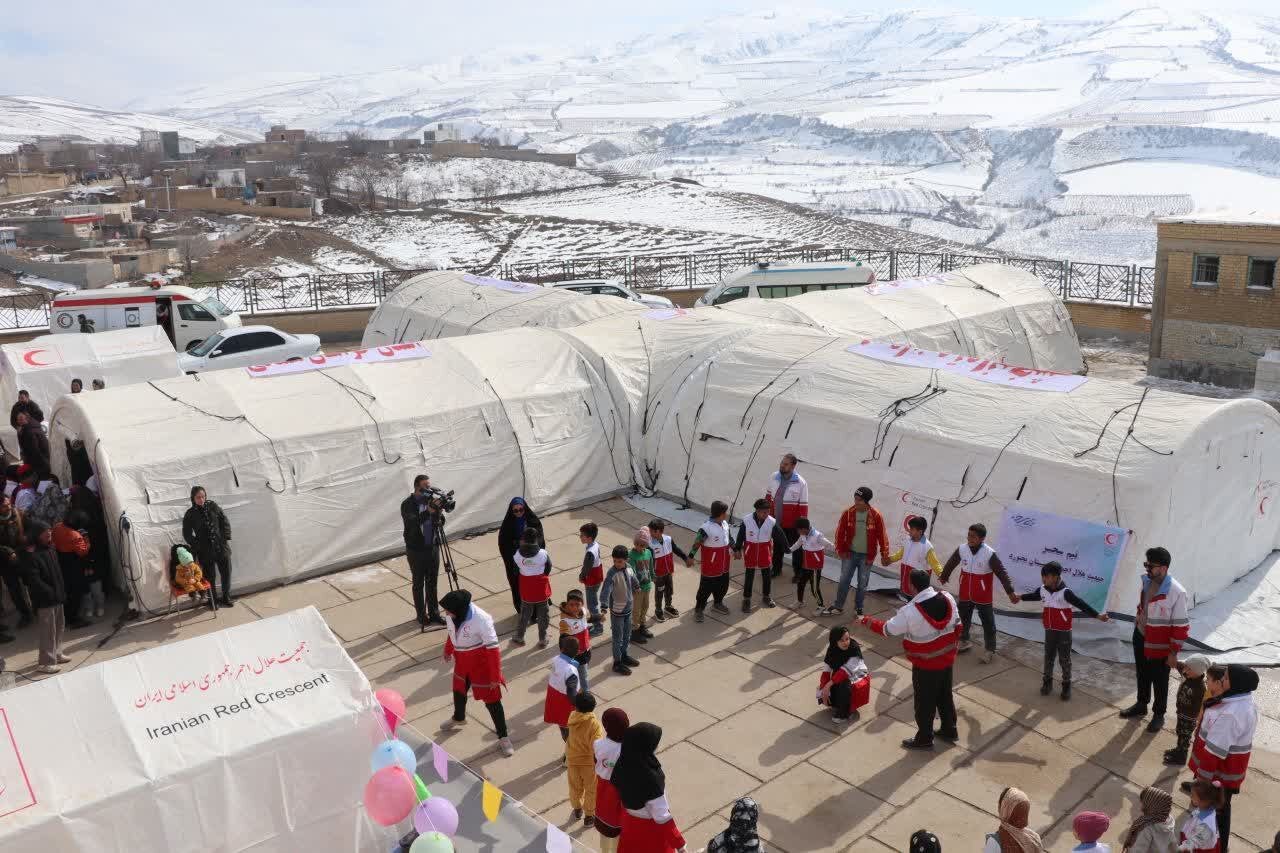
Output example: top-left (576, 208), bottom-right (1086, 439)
top-left (247, 342), bottom-right (430, 377)
top-left (0, 607), bottom-right (387, 851)
top-left (862, 274), bottom-right (947, 296)
top-left (461, 273), bottom-right (540, 294)
top-left (846, 340), bottom-right (1089, 392)
top-left (997, 504), bottom-right (1129, 613)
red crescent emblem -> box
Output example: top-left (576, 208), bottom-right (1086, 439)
top-left (1104, 532), bottom-right (1118, 545)
top-left (900, 492), bottom-right (910, 503)
top-left (21, 349), bottom-right (50, 367)
top-left (903, 514), bottom-right (921, 532)
top-left (1260, 497), bottom-right (1270, 516)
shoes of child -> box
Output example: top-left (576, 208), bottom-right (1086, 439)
top-left (498, 737), bottom-right (515, 757)
top-left (711, 602), bottom-right (730, 615)
top-left (664, 606), bottom-right (679, 616)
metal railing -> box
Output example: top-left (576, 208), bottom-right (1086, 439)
top-left (1, 249), bottom-right (1154, 332)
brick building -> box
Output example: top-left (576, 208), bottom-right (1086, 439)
top-left (1149, 216), bottom-right (1280, 387)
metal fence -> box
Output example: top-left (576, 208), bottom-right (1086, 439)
top-left (1, 249), bottom-right (1154, 332)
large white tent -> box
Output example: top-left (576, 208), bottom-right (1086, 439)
top-left (362, 266), bottom-right (1085, 375)
top-left (0, 607), bottom-right (390, 852)
top-left (49, 306), bottom-right (1280, 620)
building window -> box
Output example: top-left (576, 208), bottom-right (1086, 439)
top-left (1193, 254), bottom-right (1220, 286)
top-left (1248, 257), bottom-right (1277, 290)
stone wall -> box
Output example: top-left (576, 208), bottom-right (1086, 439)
top-left (0, 254), bottom-right (114, 288)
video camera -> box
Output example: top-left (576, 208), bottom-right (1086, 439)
top-left (421, 486), bottom-right (456, 514)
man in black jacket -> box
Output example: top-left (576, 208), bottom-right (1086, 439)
top-left (183, 486), bottom-right (233, 607)
top-left (21, 521), bottom-right (68, 674)
top-left (9, 390), bottom-right (43, 431)
top-left (401, 474), bottom-right (446, 628)
top-left (15, 411), bottom-right (50, 479)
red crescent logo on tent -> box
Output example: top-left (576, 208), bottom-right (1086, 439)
top-left (900, 492), bottom-right (910, 503)
top-left (1104, 532), bottom-right (1118, 545)
top-left (1260, 496), bottom-right (1270, 516)
top-left (22, 349), bottom-right (50, 367)
top-left (903, 514), bottom-right (921, 532)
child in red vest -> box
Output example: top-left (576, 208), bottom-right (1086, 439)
top-left (788, 517), bottom-right (832, 613)
top-left (648, 519), bottom-right (686, 622)
top-left (558, 589), bottom-right (592, 692)
top-left (686, 501), bottom-right (731, 623)
top-left (938, 522), bottom-right (1019, 663)
top-left (545, 635), bottom-right (583, 740)
top-left (732, 498), bottom-right (787, 612)
top-left (579, 522), bottom-right (606, 637)
top-left (1019, 560), bottom-right (1109, 700)
top-left (512, 527), bottom-right (552, 648)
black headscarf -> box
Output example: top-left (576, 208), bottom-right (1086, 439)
top-left (709, 797), bottom-right (762, 853)
top-left (824, 626), bottom-right (861, 671)
top-left (612, 722), bottom-right (665, 810)
top-left (911, 830), bottom-right (942, 853)
top-left (497, 497), bottom-right (541, 556)
top-left (1206, 664), bottom-right (1260, 707)
top-left (440, 589), bottom-right (472, 624)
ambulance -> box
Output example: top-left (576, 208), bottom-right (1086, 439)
top-left (49, 283), bottom-right (242, 352)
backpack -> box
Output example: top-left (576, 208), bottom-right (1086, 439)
top-left (29, 484), bottom-right (70, 530)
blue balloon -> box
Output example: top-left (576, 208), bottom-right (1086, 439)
top-left (371, 739), bottom-right (418, 776)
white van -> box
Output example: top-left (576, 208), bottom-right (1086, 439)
top-left (49, 284), bottom-right (242, 352)
top-left (695, 260), bottom-right (876, 307)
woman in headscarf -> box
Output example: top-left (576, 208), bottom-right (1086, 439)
top-left (438, 589), bottom-right (514, 757)
top-left (593, 707), bottom-right (630, 853)
top-left (708, 797), bottom-right (764, 853)
top-left (983, 787), bottom-right (1045, 853)
top-left (613, 722), bottom-right (687, 853)
top-left (818, 625), bottom-right (869, 724)
top-left (497, 497), bottom-right (541, 613)
top-left (1188, 663), bottom-right (1260, 853)
top-left (1120, 786), bottom-right (1175, 853)
top-left (910, 830), bottom-right (941, 853)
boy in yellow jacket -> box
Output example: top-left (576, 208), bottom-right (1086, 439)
top-left (884, 516), bottom-right (942, 599)
top-left (566, 691), bottom-right (604, 827)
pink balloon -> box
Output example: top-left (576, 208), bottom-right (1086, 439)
top-left (375, 688), bottom-right (407, 734)
top-left (364, 766), bottom-right (417, 826)
top-left (413, 795), bottom-right (459, 837)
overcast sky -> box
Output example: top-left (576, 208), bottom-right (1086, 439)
top-left (3, 0), bottom-right (1276, 108)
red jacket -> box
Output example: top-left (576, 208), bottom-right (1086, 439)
top-left (834, 505), bottom-right (889, 562)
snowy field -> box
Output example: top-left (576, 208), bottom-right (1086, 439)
top-left (337, 155), bottom-right (603, 202)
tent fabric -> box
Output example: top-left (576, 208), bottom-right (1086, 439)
top-left (364, 270), bottom-right (646, 346)
top-left (48, 299), bottom-right (1280, 622)
top-left (0, 606), bottom-right (391, 852)
top-left (49, 330), bottom-right (629, 611)
top-left (363, 265), bottom-right (1084, 374)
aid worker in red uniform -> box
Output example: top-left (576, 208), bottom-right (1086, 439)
top-left (440, 589), bottom-right (514, 756)
top-left (766, 453), bottom-right (808, 580)
top-left (1186, 663), bottom-right (1259, 853)
top-left (1119, 546), bottom-right (1190, 733)
top-left (860, 568), bottom-right (961, 751)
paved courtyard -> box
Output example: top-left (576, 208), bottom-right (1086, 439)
top-left (4, 497), bottom-right (1278, 853)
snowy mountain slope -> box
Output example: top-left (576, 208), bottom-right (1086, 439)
top-left (0, 95), bottom-right (254, 146)
top-left (132, 6), bottom-right (1280, 262)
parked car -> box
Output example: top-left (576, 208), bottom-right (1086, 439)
top-left (696, 260), bottom-right (876, 306)
top-left (551, 279), bottom-right (675, 309)
top-left (177, 325), bottom-right (320, 374)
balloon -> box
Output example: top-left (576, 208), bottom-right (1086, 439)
top-left (409, 832), bottom-right (454, 853)
top-left (413, 796), bottom-right (459, 837)
top-left (363, 766), bottom-right (417, 826)
top-left (375, 688), bottom-right (407, 734)
top-left (371, 739), bottom-right (418, 776)
top-left (413, 774), bottom-right (431, 802)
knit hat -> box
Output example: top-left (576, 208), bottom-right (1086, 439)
top-left (911, 829), bottom-right (941, 853)
top-left (176, 546), bottom-right (194, 566)
top-left (1181, 654), bottom-right (1212, 676)
top-left (1073, 811), bottom-right (1110, 843)
top-left (601, 707), bottom-right (629, 741)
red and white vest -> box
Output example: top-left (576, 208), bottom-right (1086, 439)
top-left (561, 612), bottom-right (590, 653)
top-left (444, 605), bottom-right (503, 702)
top-left (582, 541), bottom-right (604, 586)
top-left (652, 534), bottom-right (675, 577)
top-left (1137, 574), bottom-right (1190, 660)
top-left (1179, 809), bottom-right (1220, 853)
top-left (516, 548), bottom-right (552, 604)
top-left (544, 654), bottom-right (580, 727)
top-left (698, 519), bottom-right (731, 577)
top-left (1189, 693), bottom-right (1257, 791)
top-left (956, 542), bottom-right (997, 605)
top-left (767, 471), bottom-right (809, 529)
top-left (594, 736), bottom-right (622, 781)
top-left (898, 536), bottom-right (935, 595)
top-left (867, 588), bottom-right (961, 671)
top-left (740, 513), bottom-right (776, 569)
top-left (547, 654), bottom-right (578, 695)
top-left (797, 528), bottom-right (828, 570)
top-left (1037, 584), bottom-right (1076, 631)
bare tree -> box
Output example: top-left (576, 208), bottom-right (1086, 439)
top-left (304, 153), bottom-right (342, 198)
top-left (416, 176), bottom-right (440, 207)
top-left (386, 160), bottom-right (410, 209)
top-left (347, 159), bottom-right (386, 210)
top-left (344, 130), bottom-right (371, 156)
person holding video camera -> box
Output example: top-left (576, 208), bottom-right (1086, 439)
top-left (401, 473), bottom-right (449, 628)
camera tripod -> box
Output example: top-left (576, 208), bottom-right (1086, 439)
top-left (423, 516), bottom-right (461, 633)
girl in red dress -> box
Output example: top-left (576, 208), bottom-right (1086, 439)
top-left (593, 707), bottom-right (630, 853)
top-left (613, 722), bottom-right (688, 853)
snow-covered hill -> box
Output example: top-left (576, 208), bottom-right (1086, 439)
top-left (0, 95), bottom-right (253, 146)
